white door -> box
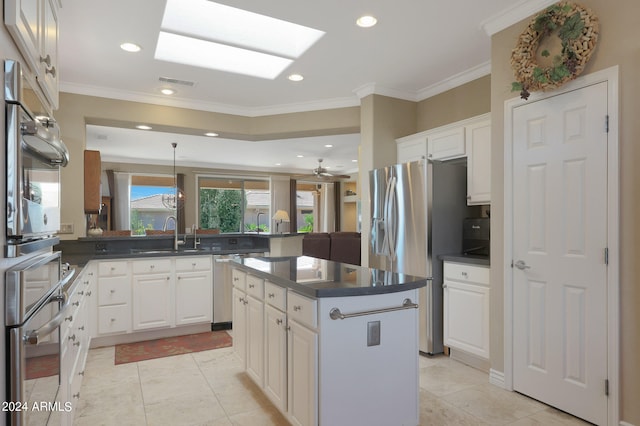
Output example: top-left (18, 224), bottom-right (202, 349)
top-left (512, 82), bottom-right (608, 425)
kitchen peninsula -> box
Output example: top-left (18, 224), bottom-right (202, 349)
top-left (230, 256), bottom-right (427, 426)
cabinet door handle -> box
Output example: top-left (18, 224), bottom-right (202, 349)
top-left (40, 54), bottom-right (51, 67)
top-left (64, 315), bottom-right (73, 322)
top-left (45, 66), bottom-right (56, 78)
top-left (87, 291), bottom-right (92, 296)
top-left (276, 319), bottom-right (283, 325)
top-left (268, 293), bottom-right (275, 298)
top-left (110, 289), bottom-right (116, 293)
top-left (293, 305), bottom-right (302, 311)
top-left (249, 284), bottom-right (255, 288)
top-left (461, 271), bottom-right (468, 277)
top-left (150, 265), bottom-right (155, 269)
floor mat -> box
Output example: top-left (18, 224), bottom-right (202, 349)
top-left (114, 331), bottom-right (232, 364)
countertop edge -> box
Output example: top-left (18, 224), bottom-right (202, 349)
top-left (231, 261), bottom-right (427, 299)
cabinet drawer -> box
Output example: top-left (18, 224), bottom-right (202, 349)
top-left (176, 256), bottom-right (211, 272)
top-left (97, 305), bottom-right (130, 335)
top-left (246, 275), bottom-right (264, 300)
top-left (98, 277), bottom-right (129, 305)
top-left (98, 261), bottom-right (128, 277)
top-left (232, 268), bottom-right (247, 291)
top-left (265, 281), bottom-right (286, 311)
top-left (444, 262), bottom-right (489, 285)
top-left (287, 291), bottom-right (317, 329)
top-left (132, 258), bottom-right (172, 274)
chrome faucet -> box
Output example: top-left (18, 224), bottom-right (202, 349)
top-left (163, 215), bottom-right (184, 250)
top-left (256, 211), bottom-right (265, 234)
top-left (192, 224), bottom-right (200, 249)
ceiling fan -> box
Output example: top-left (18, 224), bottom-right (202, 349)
top-left (307, 158), bottom-right (351, 180)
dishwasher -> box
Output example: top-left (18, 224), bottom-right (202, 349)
top-left (212, 253), bottom-right (264, 330)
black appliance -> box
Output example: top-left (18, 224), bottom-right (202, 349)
top-left (462, 217), bottom-right (490, 257)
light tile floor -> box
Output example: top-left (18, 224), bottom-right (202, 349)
top-left (73, 345), bottom-right (591, 426)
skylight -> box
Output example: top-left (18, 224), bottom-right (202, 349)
top-left (156, 32), bottom-right (293, 79)
top-left (155, 0), bottom-right (325, 79)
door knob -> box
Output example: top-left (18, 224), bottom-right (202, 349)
top-left (514, 260), bottom-right (531, 270)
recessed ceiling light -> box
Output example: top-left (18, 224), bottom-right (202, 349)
top-left (160, 88), bottom-right (175, 95)
top-left (324, 144), bottom-right (333, 148)
top-left (356, 15), bottom-right (377, 28)
top-left (205, 132), bottom-right (219, 137)
top-left (136, 125), bottom-right (152, 130)
top-left (120, 42), bottom-right (142, 52)
top-left (352, 159), bottom-right (358, 163)
top-left (288, 73), bottom-right (304, 82)
top-left (275, 163), bottom-right (281, 166)
top-left (297, 155), bottom-right (304, 158)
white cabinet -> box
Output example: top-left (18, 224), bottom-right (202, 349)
top-left (466, 119), bottom-right (491, 205)
top-left (427, 126), bottom-right (466, 160)
top-left (94, 256), bottom-right (213, 339)
top-left (132, 258), bottom-right (172, 331)
top-left (396, 134), bottom-right (427, 163)
top-left (264, 302), bottom-right (287, 412)
top-left (175, 256), bottom-right (212, 325)
top-left (5, 0), bottom-right (60, 109)
top-left (396, 114), bottom-right (492, 205)
top-left (443, 261), bottom-right (490, 359)
top-left (246, 292), bottom-right (264, 386)
top-left (232, 270), bottom-right (248, 367)
top-left (287, 317), bottom-right (318, 426)
top-left (96, 260), bottom-right (131, 335)
top-left (61, 263), bottom-right (95, 426)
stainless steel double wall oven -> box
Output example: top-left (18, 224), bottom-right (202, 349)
top-left (4, 58), bottom-right (71, 425)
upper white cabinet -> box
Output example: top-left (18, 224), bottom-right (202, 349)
top-left (427, 127), bottom-right (466, 161)
top-left (465, 119), bottom-right (492, 205)
top-left (396, 135), bottom-right (427, 164)
top-left (5, 0), bottom-right (60, 109)
top-left (396, 113), bottom-right (491, 205)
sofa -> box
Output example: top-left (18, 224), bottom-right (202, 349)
top-left (302, 232), bottom-right (361, 265)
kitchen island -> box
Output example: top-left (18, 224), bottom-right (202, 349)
top-left (229, 256), bottom-right (427, 426)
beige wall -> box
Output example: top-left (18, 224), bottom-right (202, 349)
top-left (417, 75), bottom-right (491, 131)
top-left (491, 1), bottom-right (640, 423)
top-left (55, 93), bottom-right (360, 239)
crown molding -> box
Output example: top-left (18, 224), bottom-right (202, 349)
top-left (59, 81), bottom-right (359, 118)
top-left (353, 82), bottom-right (418, 102)
top-left (416, 61), bottom-right (491, 101)
top-left (481, 0), bottom-right (558, 36)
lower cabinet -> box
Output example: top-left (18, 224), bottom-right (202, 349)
top-left (443, 261), bottom-right (490, 359)
top-left (287, 318), bottom-right (318, 426)
top-left (93, 256), bottom-right (213, 340)
top-left (61, 263), bottom-right (96, 426)
top-left (133, 273), bottom-right (172, 330)
top-left (264, 304), bottom-right (287, 412)
top-left (231, 267), bottom-right (318, 426)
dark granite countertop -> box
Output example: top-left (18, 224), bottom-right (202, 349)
top-left (439, 254), bottom-right (490, 266)
top-left (229, 256), bottom-right (428, 299)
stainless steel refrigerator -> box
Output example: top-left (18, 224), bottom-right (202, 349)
top-left (369, 159), bottom-right (468, 354)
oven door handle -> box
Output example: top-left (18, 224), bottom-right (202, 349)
top-left (24, 269), bottom-right (76, 345)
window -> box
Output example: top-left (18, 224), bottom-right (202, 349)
top-left (198, 176), bottom-right (270, 233)
top-left (295, 182), bottom-right (318, 232)
top-left (130, 175), bottom-right (175, 235)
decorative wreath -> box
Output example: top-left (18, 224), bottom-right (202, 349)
top-left (511, 1), bottom-right (599, 100)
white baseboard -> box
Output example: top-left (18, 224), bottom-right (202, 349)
top-left (489, 368), bottom-right (506, 388)
top-left (620, 421), bottom-right (636, 426)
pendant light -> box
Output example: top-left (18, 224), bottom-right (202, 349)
top-left (162, 142), bottom-right (184, 210)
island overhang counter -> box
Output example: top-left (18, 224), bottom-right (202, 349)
top-left (228, 255), bottom-right (427, 426)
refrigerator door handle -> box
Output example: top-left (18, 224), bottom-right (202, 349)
top-left (387, 176), bottom-right (397, 260)
top-left (381, 175), bottom-right (394, 256)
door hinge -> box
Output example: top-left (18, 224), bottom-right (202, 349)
top-left (605, 379), bottom-right (609, 396)
top-left (605, 115), bottom-right (609, 133)
top-left (604, 247), bottom-right (609, 265)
